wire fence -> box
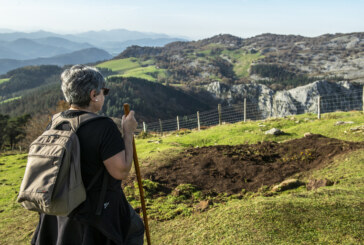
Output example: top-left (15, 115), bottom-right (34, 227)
top-left (137, 87), bottom-right (364, 135)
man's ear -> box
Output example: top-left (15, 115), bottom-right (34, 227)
top-left (90, 89), bottom-right (97, 101)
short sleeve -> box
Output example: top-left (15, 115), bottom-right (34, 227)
top-left (99, 118), bottom-right (125, 161)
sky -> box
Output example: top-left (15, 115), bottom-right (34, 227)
top-left (0, 0), bottom-right (363, 40)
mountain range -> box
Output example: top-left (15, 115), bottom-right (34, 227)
top-left (0, 32), bottom-right (363, 120)
top-left (0, 29), bottom-right (187, 74)
top-left (111, 32), bottom-right (364, 87)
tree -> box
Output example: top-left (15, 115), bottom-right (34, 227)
top-left (0, 114), bottom-right (9, 149)
top-left (4, 114), bottom-right (31, 150)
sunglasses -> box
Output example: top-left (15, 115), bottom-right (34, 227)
top-left (102, 88), bottom-right (110, 96)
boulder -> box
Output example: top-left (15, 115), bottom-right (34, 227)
top-left (272, 179), bottom-right (305, 192)
top-left (304, 132), bottom-right (313, 137)
top-left (195, 200), bottom-right (211, 211)
top-left (306, 178), bottom-right (334, 190)
top-left (335, 121), bottom-right (354, 126)
top-left (265, 128), bottom-right (284, 135)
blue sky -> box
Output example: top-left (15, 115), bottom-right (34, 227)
top-left (0, 0), bottom-right (363, 39)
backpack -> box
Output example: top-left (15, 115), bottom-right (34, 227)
top-left (17, 112), bottom-right (109, 217)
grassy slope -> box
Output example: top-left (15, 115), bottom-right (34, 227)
top-left (150, 149), bottom-right (364, 244)
top-left (221, 49), bottom-right (263, 78)
top-left (0, 96), bottom-right (21, 104)
top-left (135, 111), bottom-right (363, 162)
top-left (0, 78), bottom-right (10, 84)
top-left (97, 58), bottom-right (167, 82)
top-left (0, 111), bottom-right (363, 244)
top-left (0, 154), bottom-right (38, 244)
top-left (97, 48), bottom-right (262, 84)
top-left (97, 58), bottom-right (142, 73)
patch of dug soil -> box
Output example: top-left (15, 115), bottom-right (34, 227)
top-left (143, 134), bottom-right (364, 195)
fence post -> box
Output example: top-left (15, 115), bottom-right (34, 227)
top-left (362, 86), bottom-right (364, 112)
top-left (244, 98), bottom-right (247, 122)
top-left (143, 122), bottom-right (146, 133)
top-left (159, 119), bottom-right (163, 136)
top-left (317, 96), bottom-right (321, 119)
top-left (177, 116), bottom-right (180, 131)
top-left (218, 104), bottom-right (222, 125)
top-left (197, 111), bottom-right (200, 131)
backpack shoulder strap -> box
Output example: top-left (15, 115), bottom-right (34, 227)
top-left (50, 112), bottom-right (108, 132)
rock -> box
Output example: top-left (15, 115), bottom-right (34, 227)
top-left (195, 200), bottom-right (211, 211)
top-left (335, 121), bottom-right (354, 126)
top-left (272, 179), bottom-right (305, 192)
top-left (147, 140), bottom-right (162, 144)
top-left (304, 132), bottom-right (313, 137)
top-left (350, 125), bottom-right (364, 131)
top-left (204, 81), bottom-right (361, 118)
top-left (265, 128), bottom-right (284, 135)
top-left (307, 178), bottom-right (334, 190)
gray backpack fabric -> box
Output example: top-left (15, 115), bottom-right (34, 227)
top-left (17, 112), bottom-right (107, 216)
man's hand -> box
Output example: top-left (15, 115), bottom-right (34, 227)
top-left (122, 110), bottom-right (137, 135)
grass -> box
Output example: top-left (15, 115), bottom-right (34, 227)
top-left (97, 58), bottom-right (142, 73)
top-left (97, 58), bottom-right (167, 82)
top-left (0, 78), bottom-right (10, 84)
top-left (220, 49), bottom-right (263, 77)
top-left (0, 153), bottom-right (39, 244)
top-left (232, 52), bottom-right (263, 77)
top-left (0, 96), bottom-right (21, 104)
top-left (121, 65), bottom-right (167, 82)
top-left (149, 149), bottom-right (364, 244)
top-left (195, 47), bottom-right (263, 78)
top-left (0, 111), bottom-right (363, 244)
top-left (135, 111), bottom-right (364, 163)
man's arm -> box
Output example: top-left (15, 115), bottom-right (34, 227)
top-left (104, 111), bottom-right (137, 180)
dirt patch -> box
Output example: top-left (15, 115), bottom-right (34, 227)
top-left (142, 134), bottom-right (364, 195)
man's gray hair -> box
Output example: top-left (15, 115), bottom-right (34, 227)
top-left (61, 65), bottom-right (106, 107)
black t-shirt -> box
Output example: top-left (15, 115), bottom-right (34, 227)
top-left (52, 110), bottom-right (125, 189)
top-left (34, 110), bottom-right (131, 244)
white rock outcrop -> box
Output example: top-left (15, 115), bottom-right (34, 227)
top-left (205, 80), bottom-right (362, 118)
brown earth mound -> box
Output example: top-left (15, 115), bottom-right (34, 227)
top-left (143, 134), bottom-right (364, 194)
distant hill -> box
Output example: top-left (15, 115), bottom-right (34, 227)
top-left (0, 38), bottom-right (70, 59)
top-left (0, 65), bottom-right (63, 99)
top-left (0, 48), bottom-right (112, 74)
top-left (106, 32), bottom-right (364, 89)
top-left (0, 67), bottom-right (217, 121)
top-left (0, 29), bottom-right (188, 58)
top-left (32, 37), bottom-right (93, 50)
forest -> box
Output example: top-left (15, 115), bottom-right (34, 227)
top-left (0, 114), bottom-right (30, 150)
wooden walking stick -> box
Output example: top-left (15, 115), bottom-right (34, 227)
top-left (124, 103), bottom-right (151, 245)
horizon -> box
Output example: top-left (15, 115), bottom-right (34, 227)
top-left (0, 0), bottom-right (363, 40)
top-left (0, 28), bottom-right (361, 42)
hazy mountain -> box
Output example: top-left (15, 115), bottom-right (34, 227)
top-left (0, 48), bottom-right (112, 74)
top-left (0, 46), bottom-right (24, 59)
top-left (0, 28), bottom-right (14, 33)
top-left (32, 37), bottom-right (94, 52)
top-left (0, 30), bottom-right (61, 41)
top-left (0, 29), bottom-right (188, 60)
top-left (99, 37), bottom-right (188, 55)
top-left (0, 38), bottom-right (69, 59)
top-left (68, 29), bottom-right (171, 43)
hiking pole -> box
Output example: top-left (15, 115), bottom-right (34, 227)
top-left (123, 103), bottom-right (151, 245)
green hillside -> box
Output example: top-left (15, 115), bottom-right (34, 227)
top-left (1, 111), bottom-right (363, 244)
top-left (0, 78), bottom-right (10, 84)
top-left (97, 45), bottom-right (263, 85)
top-left (97, 57), bottom-right (167, 82)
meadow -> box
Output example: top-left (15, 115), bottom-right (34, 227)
top-left (0, 111), bottom-right (363, 244)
